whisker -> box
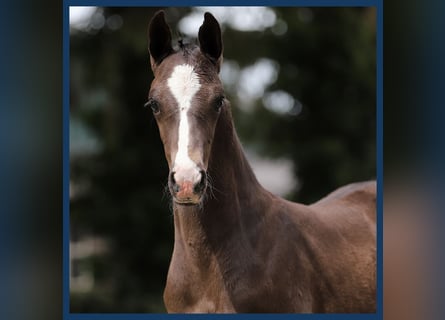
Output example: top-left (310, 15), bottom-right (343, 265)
top-left (206, 172), bottom-right (224, 198)
top-left (161, 180), bottom-right (174, 215)
top-left (205, 171), bottom-right (226, 202)
top-left (205, 173), bottom-right (215, 200)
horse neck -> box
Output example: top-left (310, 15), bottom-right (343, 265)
top-left (207, 109), bottom-right (262, 203)
top-left (172, 108), bottom-right (266, 263)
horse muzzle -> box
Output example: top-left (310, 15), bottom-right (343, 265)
top-left (168, 169), bottom-right (207, 205)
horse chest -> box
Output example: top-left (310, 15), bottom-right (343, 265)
top-left (164, 274), bottom-right (235, 313)
top-left (185, 295), bottom-right (235, 313)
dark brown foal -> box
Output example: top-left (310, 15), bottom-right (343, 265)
top-left (146, 11), bottom-right (376, 313)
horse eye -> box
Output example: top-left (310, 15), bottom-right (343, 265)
top-left (145, 98), bottom-right (160, 115)
top-left (214, 95), bottom-right (225, 112)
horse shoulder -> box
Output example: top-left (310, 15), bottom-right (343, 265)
top-left (284, 183), bottom-right (377, 312)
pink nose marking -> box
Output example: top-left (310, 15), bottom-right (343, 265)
top-left (176, 181), bottom-right (194, 199)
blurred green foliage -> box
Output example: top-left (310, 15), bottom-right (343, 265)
top-left (69, 7), bottom-right (375, 312)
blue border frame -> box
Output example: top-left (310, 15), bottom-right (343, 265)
top-left (63, 2), bottom-right (71, 318)
top-left (63, 1), bottom-right (383, 319)
top-left (375, 2), bottom-right (383, 319)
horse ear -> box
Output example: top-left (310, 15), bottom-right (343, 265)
top-left (148, 10), bottom-right (173, 70)
top-left (198, 12), bottom-right (223, 71)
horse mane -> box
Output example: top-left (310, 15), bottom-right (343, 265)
top-left (177, 39), bottom-right (197, 56)
top-left (178, 38), bottom-right (185, 49)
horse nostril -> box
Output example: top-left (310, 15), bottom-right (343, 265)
top-left (194, 170), bottom-right (207, 193)
top-left (169, 171), bottom-right (179, 193)
top-left (170, 171), bottom-right (176, 184)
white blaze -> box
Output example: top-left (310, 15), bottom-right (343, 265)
top-left (167, 64), bottom-right (201, 183)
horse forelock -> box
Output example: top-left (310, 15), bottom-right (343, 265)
top-left (165, 44), bottom-right (220, 83)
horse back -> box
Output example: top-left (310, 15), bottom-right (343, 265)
top-left (310, 180), bottom-right (376, 223)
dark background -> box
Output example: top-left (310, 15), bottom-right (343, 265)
top-left (1, 1), bottom-right (445, 320)
top-left (69, 7), bottom-right (375, 312)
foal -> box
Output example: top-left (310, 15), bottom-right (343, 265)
top-left (147, 11), bottom-right (376, 313)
